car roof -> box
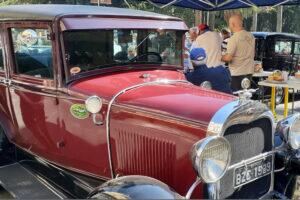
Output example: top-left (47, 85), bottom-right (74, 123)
top-left (0, 4), bottom-right (181, 21)
top-left (252, 32), bottom-right (300, 39)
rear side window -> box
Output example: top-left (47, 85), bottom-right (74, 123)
top-left (0, 37), bottom-right (4, 70)
top-left (275, 40), bottom-right (292, 55)
top-left (11, 28), bottom-right (53, 79)
top-left (294, 42), bottom-right (300, 55)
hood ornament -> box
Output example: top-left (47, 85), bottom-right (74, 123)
top-left (234, 78), bottom-right (258, 102)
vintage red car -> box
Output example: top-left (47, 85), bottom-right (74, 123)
top-left (0, 4), bottom-right (300, 199)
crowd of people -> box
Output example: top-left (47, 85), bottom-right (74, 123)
top-left (184, 14), bottom-right (255, 94)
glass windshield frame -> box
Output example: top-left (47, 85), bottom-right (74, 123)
top-left (61, 28), bottom-right (184, 82)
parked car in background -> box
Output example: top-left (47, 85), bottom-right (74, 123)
top-left (252, 32), bottom-right (300, 104)
top-left (0, 5), bottom-right (300, 199)
top-left (253, 32), bottom-right (300, 73)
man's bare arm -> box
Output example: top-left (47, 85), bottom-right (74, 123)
top-left (221, 54), bottom-right (233, 62)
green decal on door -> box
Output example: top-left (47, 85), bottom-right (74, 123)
top-left (70, 104), bottom-right (89, 119)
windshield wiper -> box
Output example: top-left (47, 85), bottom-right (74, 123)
top-left (135, 32), bottom-right (152, 50)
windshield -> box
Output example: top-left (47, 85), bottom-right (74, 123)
top-left (63, 29), bottom-right (183, 78)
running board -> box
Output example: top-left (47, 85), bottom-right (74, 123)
top-left (0, 162), bottom-right (66, 199)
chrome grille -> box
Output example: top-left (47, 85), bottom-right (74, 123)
top-left (227, 127), bottom-right (264, 164)
top-left (219, 118), bottom-right (273, 199)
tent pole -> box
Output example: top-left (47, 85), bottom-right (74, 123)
top-left (206, 11), bottom-right (210, 24)
top-left (251, 11), bottom-right (257, 31)
top-left (195, 10), bottom-right (202, 26)
top-left (276, 5), bottom-right (283, 32)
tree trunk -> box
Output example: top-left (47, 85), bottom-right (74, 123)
top-left (209, 11), bottom-right (215, 29)
top-left (276, 6), bottom-right (283, 32)
top-left (251, 12), bottom-right (258, 31)
top-left (194, 10), bottom-right (202, 26)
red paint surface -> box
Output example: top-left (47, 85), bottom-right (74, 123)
top-left (2, 67), bottom-right (235, 197)
top-left (71, 69), bottom-right (234, 123)
top-left (68, 69), bottom-right (234, 196)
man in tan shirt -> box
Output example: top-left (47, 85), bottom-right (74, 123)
top-left (222, 14), bottom-right (255, 91)
top-left (194, 24), bottom-right (224, 68)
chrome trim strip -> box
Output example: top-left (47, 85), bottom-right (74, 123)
top-left (105, 79), bottom-right (190, 178)
top-left (185, 178), bottom-right (202, 199)
top-left (11, 79), bottom-right (56, 90)
top-left (206, 100), bottom-right (276, 198)
top-left (207, 100), bottom-right (273, 136)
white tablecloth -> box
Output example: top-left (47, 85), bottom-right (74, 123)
top-left (253, 71), bottom-right (273, 78)
top-left (258, 80), bottom-right (300, 90)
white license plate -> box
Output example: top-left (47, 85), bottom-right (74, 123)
top-left (234, 155), bottom-right (272, 188)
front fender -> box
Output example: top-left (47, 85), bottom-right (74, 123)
top-left (88, 175), bottom-right (183, 199)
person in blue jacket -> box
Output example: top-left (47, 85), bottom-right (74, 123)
top-left (185, 48), bottom-right (232, 94)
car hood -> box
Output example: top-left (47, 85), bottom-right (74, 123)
top-left (69, 69), bottom-right (235, 124)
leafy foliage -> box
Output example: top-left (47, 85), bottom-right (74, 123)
top-left (0, 0), bottom-right (299, 35)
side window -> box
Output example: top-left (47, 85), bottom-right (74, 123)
top-left (294, 42), bottom-right (300, 55)
top-left (274, 40), bottom-right (292, 55)
top-left (11, 28), bottom-right (53, 79)
top-left (0, 36), bottom-right (4, 70)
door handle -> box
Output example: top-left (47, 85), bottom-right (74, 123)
top-left (0, 79), bottom-right (10, 86)
top-left (4, 79), bottom-right (11, 86)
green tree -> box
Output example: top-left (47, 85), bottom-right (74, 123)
top-left (112, 0), bottom-right (196, 27)
top-left (282, 5), bottom-right (300, 34)
top-left (1, 0), bottom-right (299, 35)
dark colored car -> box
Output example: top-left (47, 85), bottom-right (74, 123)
top-left (253, 32), bottom-right (300, 73)
top-left (252, 32), bottom-right (300, 104)
top-left (0, 5), bottom-right (300, 200)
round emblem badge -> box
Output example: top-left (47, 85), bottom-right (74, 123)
top-left (70, 104), bottom-right (89, 119)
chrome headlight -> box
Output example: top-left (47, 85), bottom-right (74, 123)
top-left (191, 136), bottom-right (231, 183)
top-left (85, 95), bottom-right (103, 114)
top-left (290, 115), bottom-right (300, 149)
top-left (276, 113), bottom-right (300, 150)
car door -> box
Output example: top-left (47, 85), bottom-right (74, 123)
top-left (56, 29), bottom-right (111, 179)
top-left (0, 25), bottom-right (15, 140)
top-left (4, 22), bottom-right (65, 164)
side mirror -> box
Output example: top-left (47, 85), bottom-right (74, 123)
top-left (85, 96), bottom-right (104, 125)
top-left (200, 81), bottom-right (212, 89)
top-left (276, 113), bottom-right (300, 150)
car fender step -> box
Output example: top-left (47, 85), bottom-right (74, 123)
top-left (0, 162), bottom-right (66, 199)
